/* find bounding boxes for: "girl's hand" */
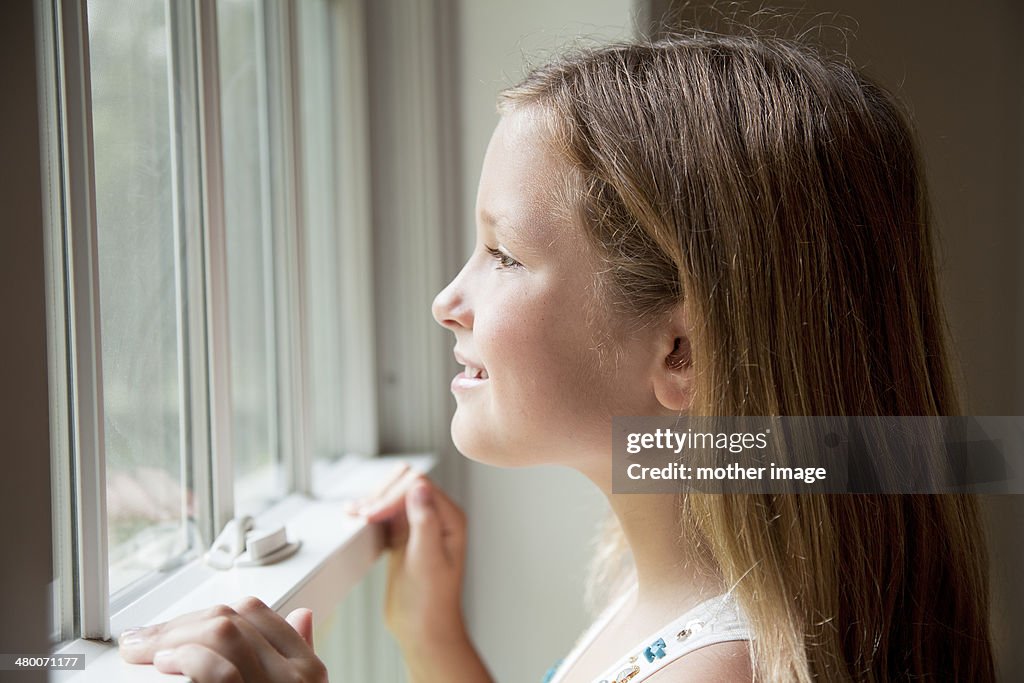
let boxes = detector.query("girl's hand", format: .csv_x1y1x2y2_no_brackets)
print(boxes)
348,469,493,682
119,598,327,683
345,466,468,650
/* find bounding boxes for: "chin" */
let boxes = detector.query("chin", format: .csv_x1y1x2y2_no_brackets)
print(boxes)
449,418,534,469
450,427,509,467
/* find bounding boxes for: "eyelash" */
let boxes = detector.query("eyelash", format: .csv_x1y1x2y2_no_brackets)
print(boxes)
486,246,522,270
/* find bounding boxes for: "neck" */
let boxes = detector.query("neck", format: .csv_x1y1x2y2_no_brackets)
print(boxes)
603,492,723,611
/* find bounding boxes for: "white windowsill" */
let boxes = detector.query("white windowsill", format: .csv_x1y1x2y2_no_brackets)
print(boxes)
52,453,434,682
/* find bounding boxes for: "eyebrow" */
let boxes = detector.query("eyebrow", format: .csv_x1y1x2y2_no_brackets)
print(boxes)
479,206,562,254
478,208,512,233
479,209,528,247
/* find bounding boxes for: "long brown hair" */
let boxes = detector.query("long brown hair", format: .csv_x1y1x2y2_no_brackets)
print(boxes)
499,33,994,681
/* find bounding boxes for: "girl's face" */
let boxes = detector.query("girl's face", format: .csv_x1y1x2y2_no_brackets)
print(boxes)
432,111,667,476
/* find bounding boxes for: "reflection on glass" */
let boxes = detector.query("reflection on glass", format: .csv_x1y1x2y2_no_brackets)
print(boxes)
218,0,284,514
88,0,193,595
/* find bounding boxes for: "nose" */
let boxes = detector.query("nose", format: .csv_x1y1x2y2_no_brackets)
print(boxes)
432,263,473,331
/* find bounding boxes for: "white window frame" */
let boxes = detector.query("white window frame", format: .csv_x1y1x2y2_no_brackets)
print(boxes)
51,454,435,683
36,0,460,676
44,0,112,641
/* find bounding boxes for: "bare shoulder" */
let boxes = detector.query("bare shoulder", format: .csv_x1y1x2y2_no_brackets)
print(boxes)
644,640,753,683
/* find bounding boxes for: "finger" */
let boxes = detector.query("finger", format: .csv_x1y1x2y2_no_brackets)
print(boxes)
420,480,467,550
285,608,315,648
369,476,467,555
344,462,412,514
370,462,412,498
217,606,297,679
121,603,290,680
233,597,315,660
385,477,466,553
384,507,410,550
360,470,425,522
405,483,449,571
125,610,269,680
120,604,238,662
153,644,243,683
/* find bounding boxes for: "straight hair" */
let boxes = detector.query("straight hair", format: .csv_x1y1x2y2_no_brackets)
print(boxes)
499,33,995,681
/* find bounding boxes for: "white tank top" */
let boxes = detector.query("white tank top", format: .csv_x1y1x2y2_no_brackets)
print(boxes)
543,584,752,683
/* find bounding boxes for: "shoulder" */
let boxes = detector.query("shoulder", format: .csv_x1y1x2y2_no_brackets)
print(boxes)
644,640,753,683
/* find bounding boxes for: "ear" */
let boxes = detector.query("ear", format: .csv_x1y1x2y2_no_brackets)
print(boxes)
651,309,695,413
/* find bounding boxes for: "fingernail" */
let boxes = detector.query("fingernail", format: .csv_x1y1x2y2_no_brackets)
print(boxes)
411,485,432,507
118,627,145,647
154,649,174,665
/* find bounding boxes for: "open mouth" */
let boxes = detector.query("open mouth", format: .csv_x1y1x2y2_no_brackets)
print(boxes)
452,354,489,392
464,365,489,380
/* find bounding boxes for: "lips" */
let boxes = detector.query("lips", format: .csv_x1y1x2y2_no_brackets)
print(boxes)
454,350,487,376
453,349,488,391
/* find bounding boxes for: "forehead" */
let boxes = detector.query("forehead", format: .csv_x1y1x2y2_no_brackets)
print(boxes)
475,110,574,245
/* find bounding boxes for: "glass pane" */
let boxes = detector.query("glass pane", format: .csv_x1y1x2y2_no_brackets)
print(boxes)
88,0,194,595
297,0,344,461
218,0,284,514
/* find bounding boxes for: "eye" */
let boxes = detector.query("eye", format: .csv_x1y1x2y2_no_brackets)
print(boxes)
486,245,522,270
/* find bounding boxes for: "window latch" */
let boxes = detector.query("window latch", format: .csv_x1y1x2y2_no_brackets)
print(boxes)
205,515,302,570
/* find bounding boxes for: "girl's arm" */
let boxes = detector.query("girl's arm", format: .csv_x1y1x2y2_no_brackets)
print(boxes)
399,623,494,683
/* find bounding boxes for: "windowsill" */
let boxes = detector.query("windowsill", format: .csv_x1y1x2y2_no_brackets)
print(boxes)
53,453,435,682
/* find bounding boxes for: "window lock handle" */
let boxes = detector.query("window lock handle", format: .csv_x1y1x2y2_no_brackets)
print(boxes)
205,516,301,570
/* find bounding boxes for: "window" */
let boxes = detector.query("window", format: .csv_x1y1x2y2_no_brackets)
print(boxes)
40,0,376,645
217,0,286,515
87,0,196,599
36,2,454,679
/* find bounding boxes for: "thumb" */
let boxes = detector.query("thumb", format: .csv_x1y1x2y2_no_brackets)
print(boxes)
405,483,446,570
285,608,315,648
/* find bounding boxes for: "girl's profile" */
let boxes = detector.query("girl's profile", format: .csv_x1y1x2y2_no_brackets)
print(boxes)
118,29,995,683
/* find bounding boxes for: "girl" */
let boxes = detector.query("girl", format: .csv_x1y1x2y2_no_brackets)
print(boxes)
120,32,995,682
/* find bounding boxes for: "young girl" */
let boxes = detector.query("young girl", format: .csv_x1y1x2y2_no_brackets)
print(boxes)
120,32,995,682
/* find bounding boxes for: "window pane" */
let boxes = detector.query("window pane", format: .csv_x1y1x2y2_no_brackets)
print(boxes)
297,0,344,461
88,0,194,595
218,0,285,514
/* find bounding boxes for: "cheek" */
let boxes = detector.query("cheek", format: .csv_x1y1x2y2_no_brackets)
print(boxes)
482,305,553,402
452,282,639,466
483,296,605,417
